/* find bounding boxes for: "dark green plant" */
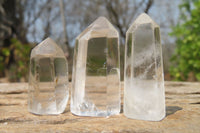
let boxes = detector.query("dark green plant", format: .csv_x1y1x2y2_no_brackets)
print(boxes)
10,38,32,81
0,47,11,77
170,0,200,81
0,38,32,82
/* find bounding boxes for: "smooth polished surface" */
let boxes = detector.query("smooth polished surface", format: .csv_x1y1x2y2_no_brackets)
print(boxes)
0,82,199,132
29,37,69,115
124,13,165,121
71,17,120,117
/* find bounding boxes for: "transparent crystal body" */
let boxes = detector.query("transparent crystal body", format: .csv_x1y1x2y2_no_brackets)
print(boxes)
124,13,165,121
28,38,69,115
71,17,120,117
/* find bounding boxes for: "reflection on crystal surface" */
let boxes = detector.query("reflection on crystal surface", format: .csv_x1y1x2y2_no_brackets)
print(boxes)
124,13,165,121
28,38,69,115
71,17,120,117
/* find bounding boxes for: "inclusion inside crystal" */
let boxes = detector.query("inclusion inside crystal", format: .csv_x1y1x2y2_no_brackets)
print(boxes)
28,38,69,115
124,13,165,121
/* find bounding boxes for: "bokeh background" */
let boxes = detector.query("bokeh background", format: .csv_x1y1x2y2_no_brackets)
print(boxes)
0,0,199,82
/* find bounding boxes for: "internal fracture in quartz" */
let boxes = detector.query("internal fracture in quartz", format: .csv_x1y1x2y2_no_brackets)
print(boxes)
71,17,120,117
28,38,69,115
124,13,166,121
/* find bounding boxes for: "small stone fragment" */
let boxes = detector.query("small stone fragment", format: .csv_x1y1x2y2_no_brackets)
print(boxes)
28,37,69,115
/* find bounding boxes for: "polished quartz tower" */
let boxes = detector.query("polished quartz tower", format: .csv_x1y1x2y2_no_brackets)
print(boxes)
124,13,165,121
71,17,120,117
28,38,69,115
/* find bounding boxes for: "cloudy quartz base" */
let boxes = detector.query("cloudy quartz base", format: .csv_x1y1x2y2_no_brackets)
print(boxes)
124,13,165,121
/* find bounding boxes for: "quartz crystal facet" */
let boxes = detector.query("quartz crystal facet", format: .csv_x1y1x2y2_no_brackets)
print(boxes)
28,37,69,115
124,13,165,121
71,17,120,117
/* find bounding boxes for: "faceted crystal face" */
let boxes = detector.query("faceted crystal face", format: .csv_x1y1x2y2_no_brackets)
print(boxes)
124,13,165,121
71,17,120,117
28,38,69,115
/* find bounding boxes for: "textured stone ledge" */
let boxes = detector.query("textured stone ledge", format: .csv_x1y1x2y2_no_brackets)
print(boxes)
0,82,199,132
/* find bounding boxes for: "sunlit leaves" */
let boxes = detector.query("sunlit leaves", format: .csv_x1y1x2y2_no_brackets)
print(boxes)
170,0,200,81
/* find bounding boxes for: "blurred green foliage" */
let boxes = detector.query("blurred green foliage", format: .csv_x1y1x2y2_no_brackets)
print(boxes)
170,0,200,81
0,38,32,82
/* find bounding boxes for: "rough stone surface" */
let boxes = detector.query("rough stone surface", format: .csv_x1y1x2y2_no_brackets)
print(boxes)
0,82,199,132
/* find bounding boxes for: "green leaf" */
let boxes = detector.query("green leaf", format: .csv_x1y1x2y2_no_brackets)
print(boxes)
170,0,200,81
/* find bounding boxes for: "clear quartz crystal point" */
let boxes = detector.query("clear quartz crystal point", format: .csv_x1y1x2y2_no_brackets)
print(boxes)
71,16,120,117
124,13,165,121
28,37,69,115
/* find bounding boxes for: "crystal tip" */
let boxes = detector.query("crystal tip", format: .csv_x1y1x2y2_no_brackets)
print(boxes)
92,16,110,26
41,37,54,44
134,13,158,25
31,37,65,57
96,16,107,21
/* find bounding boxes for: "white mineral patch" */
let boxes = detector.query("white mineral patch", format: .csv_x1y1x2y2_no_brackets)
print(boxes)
124,13,165,121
